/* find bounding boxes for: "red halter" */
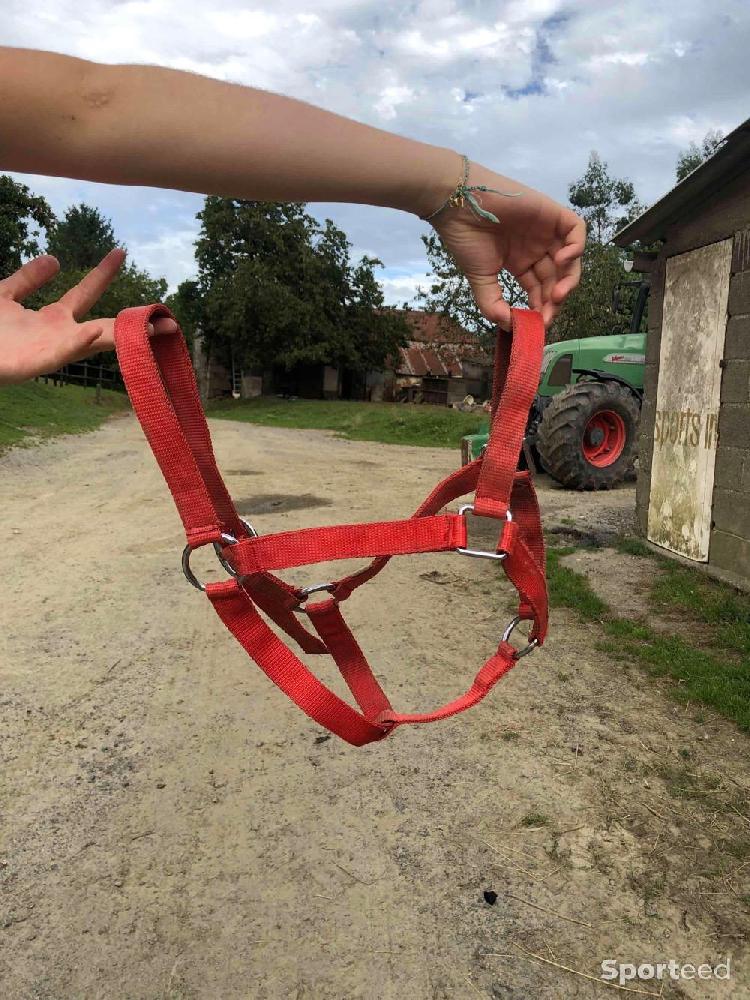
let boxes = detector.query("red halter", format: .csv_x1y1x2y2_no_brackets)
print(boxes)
115,305,548,746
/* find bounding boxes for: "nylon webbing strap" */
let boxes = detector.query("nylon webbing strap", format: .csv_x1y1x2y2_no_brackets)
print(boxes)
115,305,549,746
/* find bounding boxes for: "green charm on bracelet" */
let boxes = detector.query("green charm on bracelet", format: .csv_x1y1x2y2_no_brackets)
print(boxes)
422,154,522,225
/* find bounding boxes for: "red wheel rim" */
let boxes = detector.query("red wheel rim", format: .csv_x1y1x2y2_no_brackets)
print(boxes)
582,409,626,467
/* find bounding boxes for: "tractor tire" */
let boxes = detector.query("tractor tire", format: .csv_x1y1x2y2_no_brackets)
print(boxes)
536,381,640,490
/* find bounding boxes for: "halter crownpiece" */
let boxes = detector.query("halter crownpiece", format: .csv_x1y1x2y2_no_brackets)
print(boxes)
115,305,548,746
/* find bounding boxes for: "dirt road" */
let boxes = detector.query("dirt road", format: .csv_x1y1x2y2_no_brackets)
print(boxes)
1,415,747,999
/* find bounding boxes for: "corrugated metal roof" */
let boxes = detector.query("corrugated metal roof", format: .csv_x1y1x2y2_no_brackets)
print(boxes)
614,116,750,246
396,342,467,377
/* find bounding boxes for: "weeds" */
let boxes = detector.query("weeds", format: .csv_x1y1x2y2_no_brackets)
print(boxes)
548,544,750,732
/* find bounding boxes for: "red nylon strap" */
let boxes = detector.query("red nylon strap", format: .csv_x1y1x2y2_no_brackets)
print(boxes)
116,303,549,746
381,642,520,727
115,304,244,544
115,306,326,652
306,601,393,720
207,581,389,746
226,514,466,575
331,460,482,601
474,309,545,519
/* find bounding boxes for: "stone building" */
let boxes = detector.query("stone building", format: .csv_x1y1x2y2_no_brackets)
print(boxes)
615,118,750,589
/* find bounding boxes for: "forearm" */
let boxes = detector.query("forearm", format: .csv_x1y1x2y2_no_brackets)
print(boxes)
0,47,458,218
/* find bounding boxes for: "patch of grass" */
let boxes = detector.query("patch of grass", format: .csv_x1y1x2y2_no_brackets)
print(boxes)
652,563,750,655
206,396,486,449
552,547,750,732
0,381,129,453
546,548,609,621
615,535,656,558
521,811,549,827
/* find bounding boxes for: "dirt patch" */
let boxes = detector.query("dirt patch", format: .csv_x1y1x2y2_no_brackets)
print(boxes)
560,547,656,620
1,418,747,999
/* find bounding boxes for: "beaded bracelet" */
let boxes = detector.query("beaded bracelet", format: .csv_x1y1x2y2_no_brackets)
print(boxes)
421,154,521,225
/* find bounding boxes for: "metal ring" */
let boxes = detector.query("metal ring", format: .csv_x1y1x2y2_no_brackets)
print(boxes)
456,504,512,561
213,518,258,575
294,582,336,611
182,532,238,592
502,615,539,659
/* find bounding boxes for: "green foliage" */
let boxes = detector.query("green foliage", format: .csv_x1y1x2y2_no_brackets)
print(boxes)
550,240,640,342
207,396,486,448
165,279,202,351
194,198,409,372
0,381,128,452
415,231,526,347
46,204,119,270
568,152,643,244
0,174,55,275
676,130,725,183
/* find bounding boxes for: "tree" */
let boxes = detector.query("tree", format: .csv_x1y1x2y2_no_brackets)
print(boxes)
675,129,724,183
46,204,119,270
0,175,55,275
549,241,642,342
166,279,202,351
568,152,643,244
415,232,526,349
194,197,408,372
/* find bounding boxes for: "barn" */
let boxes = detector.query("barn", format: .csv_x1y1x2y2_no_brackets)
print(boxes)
614,117,750,589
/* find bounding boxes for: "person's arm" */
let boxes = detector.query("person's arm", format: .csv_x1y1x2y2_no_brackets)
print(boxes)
0,46,457,218
0,46,585,382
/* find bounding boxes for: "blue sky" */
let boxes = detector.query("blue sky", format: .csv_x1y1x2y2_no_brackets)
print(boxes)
5,0,750,303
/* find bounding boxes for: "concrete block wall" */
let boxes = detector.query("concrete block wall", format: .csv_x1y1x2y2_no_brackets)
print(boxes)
712,228,750,583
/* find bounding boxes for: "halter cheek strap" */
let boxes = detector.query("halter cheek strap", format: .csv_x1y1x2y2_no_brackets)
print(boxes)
115,305,548,747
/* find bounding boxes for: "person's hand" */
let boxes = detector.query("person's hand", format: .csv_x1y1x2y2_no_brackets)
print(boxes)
427,161,586,330
0,250,177,386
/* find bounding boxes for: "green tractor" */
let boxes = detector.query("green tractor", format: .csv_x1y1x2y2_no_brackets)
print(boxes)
461,313,647,490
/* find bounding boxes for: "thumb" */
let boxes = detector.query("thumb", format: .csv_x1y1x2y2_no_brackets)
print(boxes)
467,273,512,331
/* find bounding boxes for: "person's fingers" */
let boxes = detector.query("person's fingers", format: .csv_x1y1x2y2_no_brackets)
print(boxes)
532,255,558,311
58,248,126,319
149,317,179,336
517,268,543,312
0,255,60,301
466,273,512,331
554,214,586,265
552,263,582,304
79,318,116,353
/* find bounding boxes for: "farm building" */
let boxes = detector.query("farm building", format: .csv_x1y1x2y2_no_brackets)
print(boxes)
193,308,491,405
614,116,750,590
385,309,492,405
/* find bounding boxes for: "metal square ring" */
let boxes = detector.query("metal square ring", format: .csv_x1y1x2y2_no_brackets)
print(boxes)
455,504,512,561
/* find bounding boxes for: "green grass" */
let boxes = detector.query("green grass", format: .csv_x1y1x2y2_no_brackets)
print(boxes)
546,547,609,621
652,563,750,655
0,381,129,453
207,396,486,449
520,811,550,827
547,546,750,732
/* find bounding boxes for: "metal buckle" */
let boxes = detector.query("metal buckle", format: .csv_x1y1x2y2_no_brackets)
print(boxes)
455,504,512,561
294,582,336,611
502,616,539,659
182,518,257,592
213,518,257,575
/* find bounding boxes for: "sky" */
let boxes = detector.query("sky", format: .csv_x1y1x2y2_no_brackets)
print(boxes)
5,0,750,304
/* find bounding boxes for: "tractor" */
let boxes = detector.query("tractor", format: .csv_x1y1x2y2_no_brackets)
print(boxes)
460,280,649,490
